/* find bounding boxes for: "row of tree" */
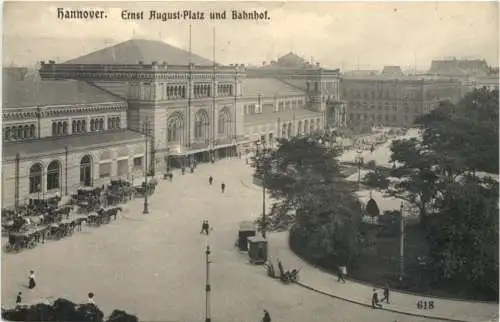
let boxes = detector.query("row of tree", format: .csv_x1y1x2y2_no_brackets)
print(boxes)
2,298,138,322
386,88,499,297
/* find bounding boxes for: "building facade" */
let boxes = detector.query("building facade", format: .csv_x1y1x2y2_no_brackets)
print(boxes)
341,76,463,129
39,42,347,171
2,78,148,208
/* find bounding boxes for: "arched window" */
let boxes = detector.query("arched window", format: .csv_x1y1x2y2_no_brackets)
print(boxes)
310,119,315,133
297,121,303,135
82,120,86,132
304,120,309,134
18,126,23,139
30,125,35,138
194,110,209,141
24,125,30,138
58,122,63,135
4,127,11,140
218,108,231,136
107,118,111,129
52,123,57,136
167,113,183,142
99,119,104,130
63,122,68,134
47,160,61,190
72,121,76,133
80,155,92,187
281,124,287,137
12,127,17,140
29,163,43,194
287,123,292,138
90,119,95,131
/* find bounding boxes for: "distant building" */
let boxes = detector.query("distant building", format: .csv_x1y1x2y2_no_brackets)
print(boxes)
381,66,403,77
343,70,379,77
428,58,491,77
342,75,463,129
247,52,347,140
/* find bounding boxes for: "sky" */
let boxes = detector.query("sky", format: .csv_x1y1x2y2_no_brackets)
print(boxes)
3,1,499,71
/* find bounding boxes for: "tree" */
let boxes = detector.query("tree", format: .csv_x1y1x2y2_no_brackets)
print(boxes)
387,88,499,226
363,170,389,189
426,177,498,296
365,198,380,217
252,136,365,266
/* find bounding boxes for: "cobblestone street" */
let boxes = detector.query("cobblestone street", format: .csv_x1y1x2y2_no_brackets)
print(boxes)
1,157,445,322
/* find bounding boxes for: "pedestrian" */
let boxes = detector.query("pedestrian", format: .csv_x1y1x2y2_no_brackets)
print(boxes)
372,288,383,309
205,221,210,235
209,176,213,185
190,166,194,173
221,182,226,193
28,270,36,289
382,283,390,304
200,220,207,234
16,292,22,306
181,167,185,175
337,266,346,283
169,173,173,181
262,309,271,322
88,292,95,304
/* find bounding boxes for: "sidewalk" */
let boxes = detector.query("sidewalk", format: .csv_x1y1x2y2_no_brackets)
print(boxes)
266,232,499,322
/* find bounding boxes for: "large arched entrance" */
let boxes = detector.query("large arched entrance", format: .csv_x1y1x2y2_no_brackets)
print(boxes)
217,107,231,138
80,155,92,187
194,109,210,143
167,112,184,144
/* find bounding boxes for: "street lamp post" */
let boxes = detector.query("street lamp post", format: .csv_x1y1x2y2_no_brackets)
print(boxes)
255,140,267,238
399,202,405,281
143,122,150,214
205,245,212,322
355,149,363,190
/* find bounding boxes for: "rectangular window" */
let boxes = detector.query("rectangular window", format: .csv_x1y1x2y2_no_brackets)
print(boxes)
133,157,143,168
99,162,112,178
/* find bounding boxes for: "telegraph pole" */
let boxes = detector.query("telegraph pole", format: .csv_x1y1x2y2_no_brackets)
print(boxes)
205,245,212,322
399,202,405,281
143,121,150,214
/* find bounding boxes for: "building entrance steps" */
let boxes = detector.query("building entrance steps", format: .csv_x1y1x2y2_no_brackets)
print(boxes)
266,232,499,322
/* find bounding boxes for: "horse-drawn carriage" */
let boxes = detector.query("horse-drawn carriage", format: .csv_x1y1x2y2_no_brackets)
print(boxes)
133,179,158,197
236,221,256,251
106,180,134,205
87,206,122,226
6,226,49,252
74,187,102,213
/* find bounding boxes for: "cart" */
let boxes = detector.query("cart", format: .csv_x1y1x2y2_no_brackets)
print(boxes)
237,221,256,251
248,235,268,265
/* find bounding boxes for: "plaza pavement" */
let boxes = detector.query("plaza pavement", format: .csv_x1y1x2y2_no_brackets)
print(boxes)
3,158,448,322
2,155,495,322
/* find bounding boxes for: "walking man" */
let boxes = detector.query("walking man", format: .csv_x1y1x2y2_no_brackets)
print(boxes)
28,270,36,289
209,176,213,185
200,220,208,234
221,182,226,193
372,289,383,309
16,292,22,306
381,283,390,304
262,309,271,322
337,266,346,283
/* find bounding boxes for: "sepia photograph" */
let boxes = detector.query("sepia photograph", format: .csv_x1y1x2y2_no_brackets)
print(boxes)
1,1,499,322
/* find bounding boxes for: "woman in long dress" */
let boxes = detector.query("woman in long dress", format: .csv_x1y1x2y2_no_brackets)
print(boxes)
28,270,36,289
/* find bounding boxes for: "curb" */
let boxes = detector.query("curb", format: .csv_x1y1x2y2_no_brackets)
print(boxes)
295,281,471,322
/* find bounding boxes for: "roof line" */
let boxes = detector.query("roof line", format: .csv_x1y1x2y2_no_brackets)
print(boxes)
84,81,128,100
